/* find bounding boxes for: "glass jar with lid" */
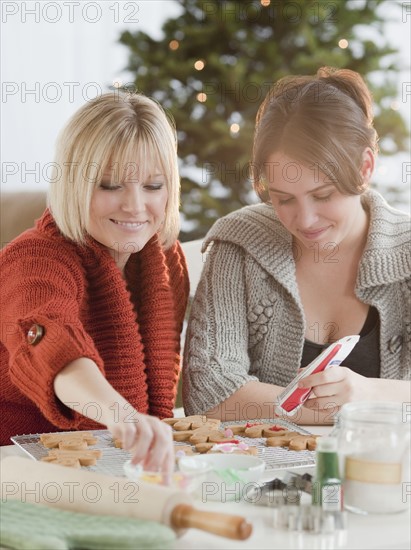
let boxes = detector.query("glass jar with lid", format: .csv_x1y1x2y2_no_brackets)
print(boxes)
336,401,410,514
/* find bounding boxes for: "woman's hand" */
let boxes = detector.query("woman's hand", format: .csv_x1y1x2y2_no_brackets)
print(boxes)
54,358,175,482
299,365,378,410
106,407,174,479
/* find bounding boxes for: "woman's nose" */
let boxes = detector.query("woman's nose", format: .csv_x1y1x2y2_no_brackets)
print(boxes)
296,204,319,229
121,187,144,214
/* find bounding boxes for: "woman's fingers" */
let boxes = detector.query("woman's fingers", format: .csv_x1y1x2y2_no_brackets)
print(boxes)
136,419,175,485
309,382,342,398
300,366,353,409
127,420,154,465
162,449,176,483
304,395,342,411
109,413,174,483
141,419,173,472
122,423,138,451
298,365,347,389
298,366,373,411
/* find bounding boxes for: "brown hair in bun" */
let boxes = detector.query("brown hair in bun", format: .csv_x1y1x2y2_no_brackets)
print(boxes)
252,67,378,201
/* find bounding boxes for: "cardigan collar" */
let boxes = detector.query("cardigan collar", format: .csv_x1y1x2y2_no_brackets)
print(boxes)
356,191,411,288
203,201,300,301
203,189,410,292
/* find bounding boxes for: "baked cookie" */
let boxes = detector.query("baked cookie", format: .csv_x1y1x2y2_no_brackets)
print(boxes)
261,426,291,438
194,442,214,453
172,415,221,431
306,437,318,451
224,424,247,435
58,439,88,451
265,432,301,447
47,449,102,466
288,436,319,451
40,431,98,449
189,429,233,445
266,433,318,451
191,418,221,430
173,430,195,442
244,423,273,438
162,418,180,426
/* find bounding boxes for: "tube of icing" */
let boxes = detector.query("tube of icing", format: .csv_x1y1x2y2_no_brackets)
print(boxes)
275,335,360,417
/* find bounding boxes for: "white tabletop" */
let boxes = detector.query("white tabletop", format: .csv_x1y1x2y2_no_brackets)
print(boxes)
1,426,410,550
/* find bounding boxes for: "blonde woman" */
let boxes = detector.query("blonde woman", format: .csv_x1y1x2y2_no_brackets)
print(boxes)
1,92,189,476
183,67,410,424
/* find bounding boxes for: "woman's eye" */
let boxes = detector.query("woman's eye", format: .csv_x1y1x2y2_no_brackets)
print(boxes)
145,183,164,191
99,183,121,191
278,197,293,205
314,194,333,202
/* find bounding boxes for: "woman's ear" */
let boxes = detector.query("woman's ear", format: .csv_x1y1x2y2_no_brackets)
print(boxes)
360,147,375,187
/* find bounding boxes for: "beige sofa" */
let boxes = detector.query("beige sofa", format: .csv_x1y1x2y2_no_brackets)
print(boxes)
1,192,47,248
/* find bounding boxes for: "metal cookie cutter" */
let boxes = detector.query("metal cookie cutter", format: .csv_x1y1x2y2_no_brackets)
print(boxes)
245,472,311,507
283,471,313,494
273,504,348,535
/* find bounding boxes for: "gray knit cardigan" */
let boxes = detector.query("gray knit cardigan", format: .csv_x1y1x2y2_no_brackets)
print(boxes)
183,189,411,415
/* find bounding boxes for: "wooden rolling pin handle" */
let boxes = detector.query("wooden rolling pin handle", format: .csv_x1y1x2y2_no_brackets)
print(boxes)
170,504,252,540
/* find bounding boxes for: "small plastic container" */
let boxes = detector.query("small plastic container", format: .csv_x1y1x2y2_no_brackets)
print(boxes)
178,454,266,502
123,460,206,494
336,402,411,514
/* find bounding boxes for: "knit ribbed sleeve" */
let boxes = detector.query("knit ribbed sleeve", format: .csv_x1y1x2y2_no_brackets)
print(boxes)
0,238,105,431
182,241,259,415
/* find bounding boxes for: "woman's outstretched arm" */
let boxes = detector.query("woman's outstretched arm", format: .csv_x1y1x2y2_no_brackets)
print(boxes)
54,357,174,477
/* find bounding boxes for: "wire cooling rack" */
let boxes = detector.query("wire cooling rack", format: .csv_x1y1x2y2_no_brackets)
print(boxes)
11,418,317,475
11,430,131,478
218,418,316,470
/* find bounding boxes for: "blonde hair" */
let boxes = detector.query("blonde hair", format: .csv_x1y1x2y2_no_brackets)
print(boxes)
48,91,180,249
252,67,379,201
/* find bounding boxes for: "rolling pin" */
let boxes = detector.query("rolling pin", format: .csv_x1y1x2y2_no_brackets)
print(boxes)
1,457,252,541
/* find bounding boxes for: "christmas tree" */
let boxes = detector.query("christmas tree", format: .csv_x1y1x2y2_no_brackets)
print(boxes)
119,0,409,240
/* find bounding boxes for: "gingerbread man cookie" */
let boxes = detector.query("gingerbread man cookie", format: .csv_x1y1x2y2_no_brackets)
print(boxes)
44,448,102,466
39,431,98,449
170,415,221,432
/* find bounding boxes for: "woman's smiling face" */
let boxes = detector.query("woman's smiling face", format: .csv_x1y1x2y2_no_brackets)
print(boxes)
266,151,368,250
87,160,168,271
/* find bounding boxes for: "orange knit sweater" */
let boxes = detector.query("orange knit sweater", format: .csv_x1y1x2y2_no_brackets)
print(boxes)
0,210,189,445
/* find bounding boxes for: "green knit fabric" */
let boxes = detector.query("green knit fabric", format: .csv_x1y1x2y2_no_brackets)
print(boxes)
0,500,175,550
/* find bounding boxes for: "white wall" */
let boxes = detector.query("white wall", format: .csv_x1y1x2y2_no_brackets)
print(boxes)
1,0,410,212
1,0,182,192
